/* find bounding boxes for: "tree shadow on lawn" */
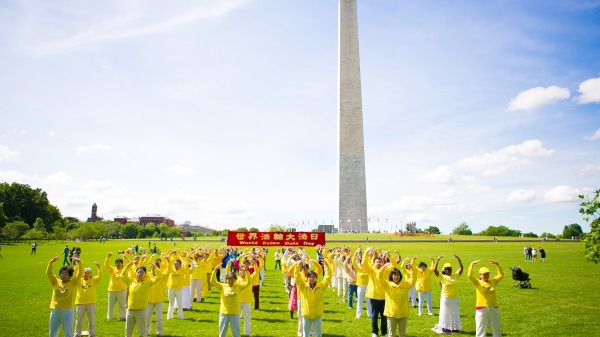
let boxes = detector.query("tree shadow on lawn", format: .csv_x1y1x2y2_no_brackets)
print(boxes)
253,317,288,323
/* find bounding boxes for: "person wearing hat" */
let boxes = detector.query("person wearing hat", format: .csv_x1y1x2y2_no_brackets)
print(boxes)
431,254,464,335
468,260,504,337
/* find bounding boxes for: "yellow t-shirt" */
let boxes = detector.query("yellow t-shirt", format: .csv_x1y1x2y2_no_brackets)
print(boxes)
379,266,416,318
468,264,504,307
211,269,252,314
294,262,332,320
75,270,102,304
437,272,461,298
47,261,81,309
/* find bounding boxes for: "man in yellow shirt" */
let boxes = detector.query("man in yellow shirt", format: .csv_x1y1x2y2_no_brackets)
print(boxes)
468,260,504,337
362,247,387,337
146,257,167,336
104,252,128,320
47,255,82,337
74,262,102,337
121,260,163,337
211,264,254,337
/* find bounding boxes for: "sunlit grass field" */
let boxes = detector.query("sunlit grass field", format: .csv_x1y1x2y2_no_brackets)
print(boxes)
0,235,598,337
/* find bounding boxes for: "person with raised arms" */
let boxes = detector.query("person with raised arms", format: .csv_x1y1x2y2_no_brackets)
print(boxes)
46,255,82,337
74,261,102,337
468,259,504,337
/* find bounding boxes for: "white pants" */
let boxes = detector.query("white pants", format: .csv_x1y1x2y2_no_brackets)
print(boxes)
240,303,252,335
190,278,203,301
341,278,348,301
357,285,368,318
220,268,227,283
408,286,417,306
168,288,184,319
260,269,265,286
418,291,432,314
107,290,127,319
219,314,241,337
49,308,74,337
126,308,147,337
182,285,192,309
75,303,96,337
302,317,322,337
146,302,164,335
475,307,501,337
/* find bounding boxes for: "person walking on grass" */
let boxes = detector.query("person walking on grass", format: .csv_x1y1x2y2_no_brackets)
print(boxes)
104,252,128,320
292,257,332,337
121,260,162,337
74,262,102,337
62,245,71,265
468,260,504,337
378,254,415,337
431,254,464,335
47,255,82,337
211,263,254,337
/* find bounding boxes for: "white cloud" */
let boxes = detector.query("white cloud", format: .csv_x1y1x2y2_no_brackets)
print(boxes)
41,172,74,185
0,170,36,183
587,129,600,141
77,144,111,154
544,185,582,203
506,189,536,204
456,140,553,176
508,86,570,111
82,180,115,192
0,144,19,161
420,165,476,184
32,0,251,55
165,165,194,176
580,164,600,175
576,77,600,104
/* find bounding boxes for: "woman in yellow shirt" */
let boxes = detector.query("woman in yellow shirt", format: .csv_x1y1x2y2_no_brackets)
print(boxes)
431,254,464,334
211,264,254,337
121,260,162,337
104,252,128,320
47,256,82,337
378,256,415,337
74,262,102,337
293,258,332,337
164,252,188,320
413,256,435,316
468,260,504,337
146,257,167,336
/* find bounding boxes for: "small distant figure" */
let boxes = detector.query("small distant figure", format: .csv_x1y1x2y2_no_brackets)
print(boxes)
31,242,37,255
62,245,70,265
0,243,3,259
447,237,453,243
493,237,497,242
539,247,546,262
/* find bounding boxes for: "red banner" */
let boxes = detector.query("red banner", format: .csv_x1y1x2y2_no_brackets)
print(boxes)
227,231,325,247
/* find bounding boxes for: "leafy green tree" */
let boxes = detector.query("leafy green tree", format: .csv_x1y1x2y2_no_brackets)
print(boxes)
249,227,259,232
452,222,472,235
122,223,139,239
236,227,248,232
52,225,68,240
425,226,441,234
540,232,556,239
34,218,45,231
522,232,538,238
579,189,600,263
268,224,286,232
0,182,62,228
478,225,521,237
2,221,30,242
211,230,221,236
22,228,46,240
0,203,8,228
164,226,182,238
563,223,584,239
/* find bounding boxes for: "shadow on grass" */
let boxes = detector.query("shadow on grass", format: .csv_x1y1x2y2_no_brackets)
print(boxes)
254,317,288,323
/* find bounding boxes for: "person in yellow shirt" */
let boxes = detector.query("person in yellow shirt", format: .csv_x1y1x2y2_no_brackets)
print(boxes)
431,254,463,334
378,255,415,337
74,261,102,337
468,260,504,337
232,258,259,337
164,252,188,320
211,264,253,337
104,252,128,320
190,253,208,303
412,256,435,316
351,248,371,319
47,255,82,337
121,260,162,337
146,257,167,336
292,257,332,337
362,247,387,337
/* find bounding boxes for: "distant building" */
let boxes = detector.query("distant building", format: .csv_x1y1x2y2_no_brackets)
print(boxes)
139,215,175,227
87,203,104,222
114,216,139,225
317,225,336,233
179,223,215,237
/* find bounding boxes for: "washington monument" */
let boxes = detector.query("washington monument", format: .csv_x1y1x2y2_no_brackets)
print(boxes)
338,0,368,233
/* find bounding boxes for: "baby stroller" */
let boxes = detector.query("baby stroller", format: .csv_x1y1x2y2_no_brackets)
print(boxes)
510,266,531,288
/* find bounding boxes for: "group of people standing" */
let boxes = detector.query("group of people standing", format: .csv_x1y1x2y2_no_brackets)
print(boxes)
273,245,504,337
523,246,546,262
47,242,505,337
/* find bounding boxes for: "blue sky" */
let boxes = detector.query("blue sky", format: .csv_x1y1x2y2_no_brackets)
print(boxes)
1,0,599,235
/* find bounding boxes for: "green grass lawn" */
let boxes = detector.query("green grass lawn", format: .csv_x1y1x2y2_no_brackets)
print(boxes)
0,236,598,337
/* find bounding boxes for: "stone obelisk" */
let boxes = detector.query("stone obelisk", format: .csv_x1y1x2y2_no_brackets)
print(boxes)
338,0,368,233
